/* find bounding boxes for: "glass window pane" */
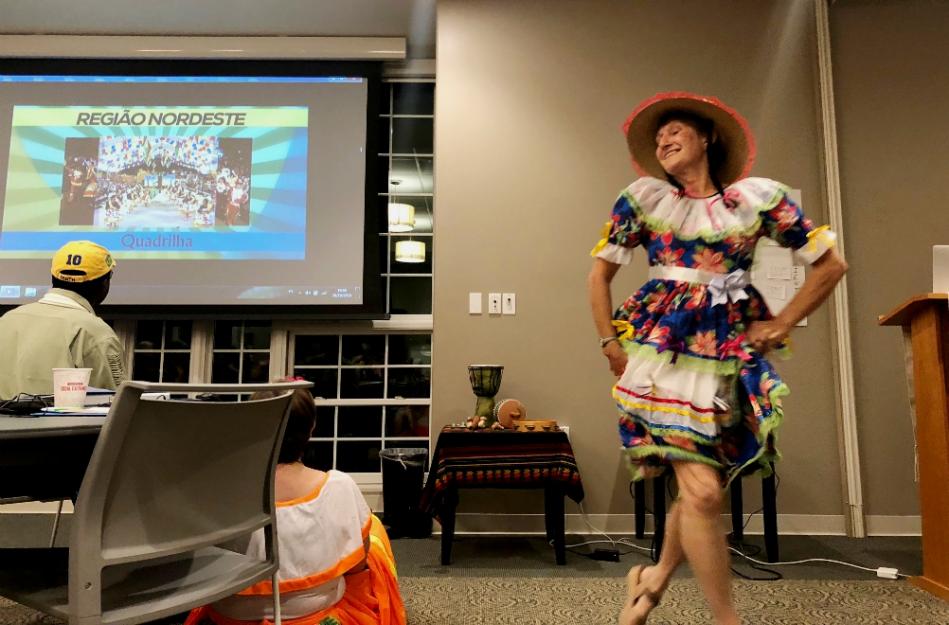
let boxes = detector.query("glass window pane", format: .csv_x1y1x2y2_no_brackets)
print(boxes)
302,441,334,472
385,405,430,438
380,195,432,234
214,321,242,349
340,368,384,399
211,353,240,383
389,277,432,314
390,236,432,273
375,198,390,235
243,323,271,350
388,157,433,195
378,236,389,275
133,352,161,382
341,335,385,366
313,406,335,438
242,353,270,383
338,406,383,438
294,335,339,366
387,368,431,399
294,368,337,399
337,441,381,473
388,335,432,365
162,352,190,383
392,82,434,115
165,321,192,349
391,118,433,154
135,320,163,349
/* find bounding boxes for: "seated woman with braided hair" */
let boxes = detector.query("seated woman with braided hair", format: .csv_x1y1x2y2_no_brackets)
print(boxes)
185,385,406,625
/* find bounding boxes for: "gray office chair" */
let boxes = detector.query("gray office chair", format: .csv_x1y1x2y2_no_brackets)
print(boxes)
0,380,312,625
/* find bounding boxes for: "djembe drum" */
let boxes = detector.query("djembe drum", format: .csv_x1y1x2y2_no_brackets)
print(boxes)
468,364,503,423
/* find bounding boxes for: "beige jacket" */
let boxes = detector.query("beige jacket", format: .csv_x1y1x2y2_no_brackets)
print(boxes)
0,289,127,398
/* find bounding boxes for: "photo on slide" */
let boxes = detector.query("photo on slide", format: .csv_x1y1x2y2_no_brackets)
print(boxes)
63,135,254,231
59,137,99,226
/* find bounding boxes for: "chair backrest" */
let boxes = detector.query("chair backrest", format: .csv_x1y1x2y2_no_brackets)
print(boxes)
68,381,310,571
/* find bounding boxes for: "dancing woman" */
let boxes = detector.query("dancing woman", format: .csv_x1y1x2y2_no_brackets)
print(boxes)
587,93,847,625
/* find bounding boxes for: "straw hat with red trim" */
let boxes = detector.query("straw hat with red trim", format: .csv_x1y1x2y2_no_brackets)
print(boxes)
622,91,756,185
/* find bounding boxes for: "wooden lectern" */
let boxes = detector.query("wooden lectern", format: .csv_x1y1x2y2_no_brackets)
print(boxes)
880,293,949,601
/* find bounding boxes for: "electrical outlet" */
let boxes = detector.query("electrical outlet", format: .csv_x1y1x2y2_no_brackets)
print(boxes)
488,293,501,314
502,292,516,315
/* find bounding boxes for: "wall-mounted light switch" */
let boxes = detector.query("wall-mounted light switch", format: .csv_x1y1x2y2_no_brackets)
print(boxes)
469,292,482,314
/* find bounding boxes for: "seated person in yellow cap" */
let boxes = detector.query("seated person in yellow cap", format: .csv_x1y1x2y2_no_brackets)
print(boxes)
0,240,127,399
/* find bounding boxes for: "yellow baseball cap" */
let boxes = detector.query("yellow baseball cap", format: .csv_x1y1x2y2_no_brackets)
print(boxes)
51,240,116,283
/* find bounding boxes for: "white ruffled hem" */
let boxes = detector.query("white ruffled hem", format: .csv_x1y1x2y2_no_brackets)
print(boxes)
612,353,736,438
595,243,634,265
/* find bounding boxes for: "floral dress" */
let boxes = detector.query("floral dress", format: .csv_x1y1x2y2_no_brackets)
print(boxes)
592,177,837,484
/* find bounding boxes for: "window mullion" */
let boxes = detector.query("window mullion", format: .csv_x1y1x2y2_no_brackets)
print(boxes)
157,322,166,383
190,319,213,384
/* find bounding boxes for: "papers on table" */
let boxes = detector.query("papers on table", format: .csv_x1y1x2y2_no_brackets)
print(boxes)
38,406,110,416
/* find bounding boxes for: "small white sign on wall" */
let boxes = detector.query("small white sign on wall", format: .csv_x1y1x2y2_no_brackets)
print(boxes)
750,188,807,327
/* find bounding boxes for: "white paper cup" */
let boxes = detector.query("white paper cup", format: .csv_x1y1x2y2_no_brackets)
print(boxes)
52,368,93,409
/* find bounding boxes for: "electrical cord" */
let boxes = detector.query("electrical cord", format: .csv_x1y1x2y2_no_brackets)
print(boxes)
629,471,902,580
578,502,616,548
561,471,904,580
0,393,51,416
729,545,908,578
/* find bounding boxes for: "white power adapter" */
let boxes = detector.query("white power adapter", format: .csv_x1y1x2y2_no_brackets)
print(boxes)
876,567,900,580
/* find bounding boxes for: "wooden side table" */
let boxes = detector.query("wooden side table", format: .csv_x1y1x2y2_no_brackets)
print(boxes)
420,427,584,565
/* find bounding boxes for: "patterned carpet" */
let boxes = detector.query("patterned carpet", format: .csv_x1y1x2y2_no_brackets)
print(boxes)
399,577,948,624
3,577,947,625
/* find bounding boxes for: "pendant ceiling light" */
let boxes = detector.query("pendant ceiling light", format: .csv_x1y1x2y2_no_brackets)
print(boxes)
395,239,426,263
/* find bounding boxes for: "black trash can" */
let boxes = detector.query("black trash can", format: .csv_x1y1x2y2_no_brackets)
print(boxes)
380,447,432,538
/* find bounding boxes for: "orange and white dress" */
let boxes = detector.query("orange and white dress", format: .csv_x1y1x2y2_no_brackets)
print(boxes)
186,470,406,625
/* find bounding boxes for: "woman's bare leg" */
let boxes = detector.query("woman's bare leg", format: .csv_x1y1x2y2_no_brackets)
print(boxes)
672,461,739,625
622,499,684,622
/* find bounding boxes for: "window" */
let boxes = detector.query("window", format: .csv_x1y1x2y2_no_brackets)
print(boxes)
380,80,434,315
130,320,193,382
210,321,272,399
291,332,431,476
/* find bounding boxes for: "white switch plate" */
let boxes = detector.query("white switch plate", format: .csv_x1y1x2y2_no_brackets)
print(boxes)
502,292,516,315
488,293,501,315
468,292,482,315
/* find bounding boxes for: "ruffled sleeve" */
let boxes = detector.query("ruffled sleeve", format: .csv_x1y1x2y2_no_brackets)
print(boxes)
730,177,838,264
591,177,668,265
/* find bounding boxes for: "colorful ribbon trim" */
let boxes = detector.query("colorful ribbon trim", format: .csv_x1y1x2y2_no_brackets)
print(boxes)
611,319,634,340
804,224,836,254
589,221,612,257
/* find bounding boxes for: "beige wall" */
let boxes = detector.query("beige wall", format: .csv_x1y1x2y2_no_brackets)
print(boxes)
831,0,949,516
433,0,846,517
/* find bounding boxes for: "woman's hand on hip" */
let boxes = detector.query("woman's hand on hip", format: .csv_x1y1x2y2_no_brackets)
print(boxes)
603,341,628,377
746,319,792,355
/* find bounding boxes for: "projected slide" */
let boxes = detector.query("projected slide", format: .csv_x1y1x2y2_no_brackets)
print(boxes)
1,106,308,259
